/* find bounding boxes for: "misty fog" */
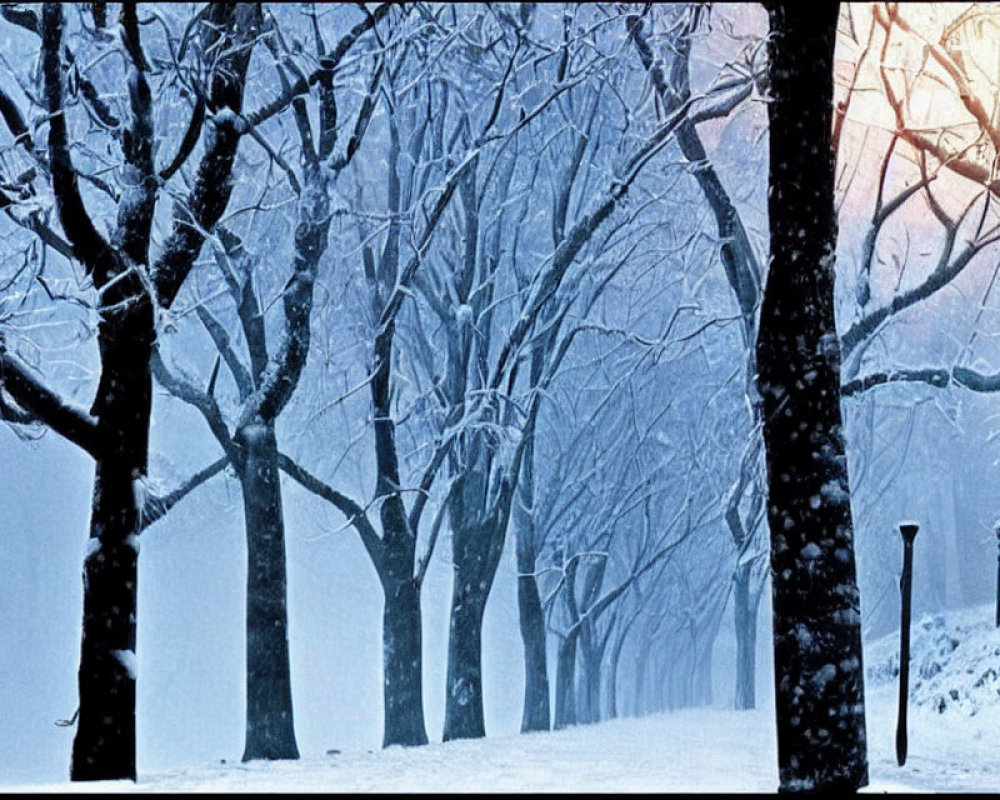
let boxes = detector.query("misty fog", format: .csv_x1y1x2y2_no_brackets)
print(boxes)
1,2,999,791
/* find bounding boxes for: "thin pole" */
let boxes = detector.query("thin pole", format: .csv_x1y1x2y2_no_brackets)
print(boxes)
896,522,918,767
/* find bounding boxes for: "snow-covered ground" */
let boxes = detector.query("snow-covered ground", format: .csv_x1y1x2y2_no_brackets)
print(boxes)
863,603,1000,793
7,605,1000,793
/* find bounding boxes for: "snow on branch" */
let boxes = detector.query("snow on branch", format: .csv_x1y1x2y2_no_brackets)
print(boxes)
150,347,237,463
151,3,259,309
841,365,1000,397
0,342,102,458
138,457,228,532
240,4,392,135
40,3,118,282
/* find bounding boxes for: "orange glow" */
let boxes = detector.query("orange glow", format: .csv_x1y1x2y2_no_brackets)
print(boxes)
836,3,1000,198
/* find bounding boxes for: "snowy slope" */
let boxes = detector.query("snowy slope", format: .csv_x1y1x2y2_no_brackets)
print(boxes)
863,603,1000,793
866,603,1000,718
8,607,1000,793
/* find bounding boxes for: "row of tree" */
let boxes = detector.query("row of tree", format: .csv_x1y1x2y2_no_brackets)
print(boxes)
0,2,770,780
3,2,999,793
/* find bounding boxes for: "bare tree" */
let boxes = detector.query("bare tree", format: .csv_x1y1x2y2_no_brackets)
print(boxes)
628,4,772,711
534,353,730,728
0,2,259,780
273,5,539,747
832,4,1000,394
150,3,390,761
425,4,766,741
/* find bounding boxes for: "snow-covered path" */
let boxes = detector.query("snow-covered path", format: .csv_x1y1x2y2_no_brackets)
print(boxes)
5,708,774,794
10,608,1000,793
5,693,997,794
865,682,1000,793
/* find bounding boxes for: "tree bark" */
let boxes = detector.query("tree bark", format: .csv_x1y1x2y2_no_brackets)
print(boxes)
380,573,428,747
442,514,497,742
71,293,153,781
515,521,550,732
513,333,551,734
758,3,868,792
606,616,634,720
553,632,578,730
733,561,762,710
442,459,511,742
577,623,603,724
33,2,255,780
236,422,299,762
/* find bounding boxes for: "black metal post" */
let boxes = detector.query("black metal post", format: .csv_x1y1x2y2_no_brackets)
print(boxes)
896,521,918,767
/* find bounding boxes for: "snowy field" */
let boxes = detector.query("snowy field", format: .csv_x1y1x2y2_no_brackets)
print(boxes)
0,700,987,794
7,607,1000,794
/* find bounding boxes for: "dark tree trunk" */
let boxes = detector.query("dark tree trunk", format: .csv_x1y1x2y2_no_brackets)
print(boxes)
758,3,868,792
73,470,140,782
577,625,602,724
34,3,255,781
381,573,429,747
734,561,761,710
553,633,578,729
516,549,550,732
512,345,552,733
442,520,493,742
442,576,488,741
606,622,630,720
442,457,511,742
71,296,153,781
237,423,299,762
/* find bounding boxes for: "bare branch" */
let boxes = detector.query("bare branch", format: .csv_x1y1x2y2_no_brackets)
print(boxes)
40,3,118,281
152,3,260,309
139,457,228,531
0,342,102,457
150,347,237,462
195,304,253,401
841,364,1000,397
276,452,384,569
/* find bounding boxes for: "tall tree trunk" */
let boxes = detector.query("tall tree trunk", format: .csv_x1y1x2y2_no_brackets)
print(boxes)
577,625,602,724
605,653,619,720
37,3,254,779
733,561,762,710
237,422,299,762
514,440,550,733
585,650,602,723
606,619,631,720
693,639,713,707
442,455,512,742
442,521,491,741
553,632,578,729
516,536,549,732
758,3,868,792
380,571,429,747
632,636,647,717
70,289,153,781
